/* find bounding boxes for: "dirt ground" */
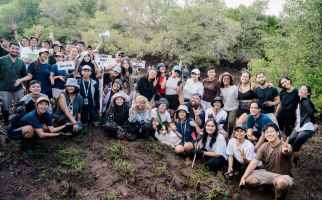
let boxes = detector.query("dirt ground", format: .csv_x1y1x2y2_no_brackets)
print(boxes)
0,126,321,200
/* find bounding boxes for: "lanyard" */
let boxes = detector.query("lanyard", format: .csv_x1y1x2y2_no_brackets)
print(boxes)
82,79,91,97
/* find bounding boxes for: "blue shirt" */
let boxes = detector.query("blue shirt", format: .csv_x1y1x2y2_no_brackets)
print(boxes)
20,109,52,129
50,64,67,89
176,118,195,143
28,62,52,94
246,113,272,139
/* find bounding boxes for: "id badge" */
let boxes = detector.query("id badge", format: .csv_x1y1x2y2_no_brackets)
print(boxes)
84,98,89,105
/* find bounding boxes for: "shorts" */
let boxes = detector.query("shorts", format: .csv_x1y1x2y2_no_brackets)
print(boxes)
7,127,24,140
165,94,180,110
251,169,294,187
52,88,64,99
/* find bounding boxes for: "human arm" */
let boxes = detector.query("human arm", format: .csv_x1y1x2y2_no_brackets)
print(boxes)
227,155,234,173
48,125,67,133
239,159,260,186
57,94,77,124
254,133,265,152
12,21,20,44
14,73,33,87
34,128,60,138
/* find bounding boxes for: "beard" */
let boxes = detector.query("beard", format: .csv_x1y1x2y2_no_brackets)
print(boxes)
259,80,266,86
9,52,18,58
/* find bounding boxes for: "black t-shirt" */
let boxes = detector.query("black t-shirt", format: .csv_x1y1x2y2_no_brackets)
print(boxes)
0,45,8,57
137,76,156,101
255,86,279,114
280,88,299,111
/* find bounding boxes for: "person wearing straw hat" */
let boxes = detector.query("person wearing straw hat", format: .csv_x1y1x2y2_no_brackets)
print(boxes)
7,97,66,140
55,78,83,134
205,96,228,137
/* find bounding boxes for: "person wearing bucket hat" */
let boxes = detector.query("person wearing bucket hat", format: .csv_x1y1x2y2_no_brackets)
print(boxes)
225,124,255,178
220,72,238,137
102,92,130,138
173,104,202,157
102,78,128,113
49,41,63,65
79,64,100,127
55,78,83,134
151,98,171,131
7,96,68,141
162,65,181,118
182,68,203,100
50,52,67,99
205,96,228,137
201,66,220,111
136,68,158,101
27,48,52,98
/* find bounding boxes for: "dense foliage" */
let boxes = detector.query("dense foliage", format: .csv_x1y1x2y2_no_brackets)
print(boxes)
0,0,321,110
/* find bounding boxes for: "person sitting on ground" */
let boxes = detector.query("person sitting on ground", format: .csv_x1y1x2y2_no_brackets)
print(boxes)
127,95,153,140
239,123,293,200
194,119,227,173
17,80,51,114
288,85,317,164
55,78,83,134
7,97,66,141
174,105,201,158
102,79,128,113
246,100,275,152
78,65,100,127
205,96,228,137
103,92,130,139
225,125,255,178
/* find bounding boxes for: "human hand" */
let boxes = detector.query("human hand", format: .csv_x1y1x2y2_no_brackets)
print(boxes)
194,149,204,157
14,79,21,87
189,120,197,127
12,21,17,31
193,107,202,116
239,148,246,160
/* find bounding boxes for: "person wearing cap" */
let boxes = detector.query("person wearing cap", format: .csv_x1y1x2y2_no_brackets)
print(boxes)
226,125,255,178
48,41,63,66
162,65,182,118
102,78,128,113
20,36,40,66
151,98,171,130
102,92,130,139
194,119,227,173
78,65,100,127
173,105,201,157
7,97,66,141
0,42,32,124
75,51,99,80
220,72,239,137
201,66,220,111
55,78,83,134
127,95,153,140
155,63,168,101
136,68,158,101
27,48,52,98
182,68,203,100
121,57,137,91
103,65,122,89
0,36,9,57
205,96,228,137
50,52,67,99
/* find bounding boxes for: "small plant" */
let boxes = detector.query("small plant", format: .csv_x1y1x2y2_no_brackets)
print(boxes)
205,187,229,200
55,147,86,176
184,165,212,188
106,141,129,160
140,142,165,157
105,192,118,200
152,161,170,177
115,160,136,184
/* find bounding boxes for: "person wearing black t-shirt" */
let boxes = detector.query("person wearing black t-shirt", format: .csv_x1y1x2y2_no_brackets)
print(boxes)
0,37,9,57
136,68,157,101
255,72,280,126
276,77,299,140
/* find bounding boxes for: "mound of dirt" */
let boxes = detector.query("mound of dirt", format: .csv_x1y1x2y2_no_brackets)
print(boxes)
0,127,321,200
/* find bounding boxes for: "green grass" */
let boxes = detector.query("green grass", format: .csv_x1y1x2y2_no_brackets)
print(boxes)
105,192,119,200
184,164,212,188
115,160,136,184
205,186,229,200
106,141,129,160
139,142,165,158
55,147,86,176
152,161,170,177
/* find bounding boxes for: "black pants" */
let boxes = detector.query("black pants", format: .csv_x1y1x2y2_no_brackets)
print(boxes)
277,110,296,136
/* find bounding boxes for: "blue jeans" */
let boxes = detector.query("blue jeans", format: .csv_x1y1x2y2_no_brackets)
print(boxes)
288,130,315,152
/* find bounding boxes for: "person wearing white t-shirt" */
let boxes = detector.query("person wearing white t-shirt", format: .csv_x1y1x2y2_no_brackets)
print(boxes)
225,125,255,178
194,119,227,173
205,96,228,137
20,36,40,67
182,68,203,100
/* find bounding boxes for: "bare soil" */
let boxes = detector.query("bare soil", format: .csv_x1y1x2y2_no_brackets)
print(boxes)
0,127,321,200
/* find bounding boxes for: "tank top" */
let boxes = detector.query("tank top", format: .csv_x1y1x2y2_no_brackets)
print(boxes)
238,84,256,101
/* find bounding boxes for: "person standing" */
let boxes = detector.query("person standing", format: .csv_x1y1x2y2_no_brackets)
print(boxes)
0,42,32,124
201,66,220,110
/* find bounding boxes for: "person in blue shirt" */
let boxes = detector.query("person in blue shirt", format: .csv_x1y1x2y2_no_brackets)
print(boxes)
27,48,52,98
171,105,201,157
8,97,67,140
50,52,67,99
246,100,274,152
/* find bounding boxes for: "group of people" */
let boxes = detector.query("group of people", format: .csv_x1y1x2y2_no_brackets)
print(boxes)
0,28,318,199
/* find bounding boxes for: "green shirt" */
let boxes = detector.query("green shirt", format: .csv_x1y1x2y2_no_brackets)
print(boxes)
0,54,27,91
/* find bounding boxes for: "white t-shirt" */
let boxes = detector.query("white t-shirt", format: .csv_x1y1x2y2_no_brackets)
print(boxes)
205,108,227,131
295,104,315,132
151,108,171,124
20,46,39,67
200,134,227,159
226,138,255,164
165,77,180,95
220,85,239,111
182,79,203,99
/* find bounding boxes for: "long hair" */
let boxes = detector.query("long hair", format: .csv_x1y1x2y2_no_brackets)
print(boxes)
34,58,42,71
201,119,219,148
121,58,133,76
